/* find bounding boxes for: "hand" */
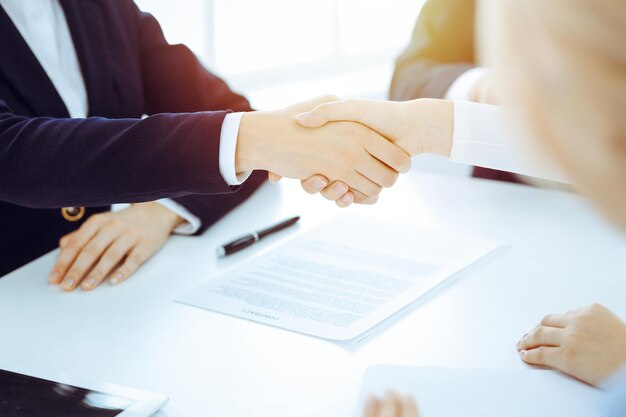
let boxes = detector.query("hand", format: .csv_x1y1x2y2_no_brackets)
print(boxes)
294,98,454,158
363,392,419,417
237,97,412,203
268,173,356,208
290,98,453,206
49,202,184,291
517,303,626,386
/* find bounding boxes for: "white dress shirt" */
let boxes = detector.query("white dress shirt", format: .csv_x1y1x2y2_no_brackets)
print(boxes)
0,0,246,234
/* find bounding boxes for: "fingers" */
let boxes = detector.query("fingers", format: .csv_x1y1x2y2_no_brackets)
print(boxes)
80,234,138,291
60,225,122,291
335,191,354,208
517,326,565,351
50,217,102,284
268,172,283,183
400,394,419,417
540,313,571,328
301,177,354,207
349,189,377,205
300,175,329,194
109,244,152,286
348,171,383,199
371,392,417,417
363,395,380,417
320,181,348,200
520,346,562,368
378,391,399,417
366,138,412,174
356,156,399,189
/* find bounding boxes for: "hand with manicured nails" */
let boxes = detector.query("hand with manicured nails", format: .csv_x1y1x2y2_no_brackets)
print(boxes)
363,392,419,417
517,303,626,386
239,97,412,205
280,98,454,206
49,202,184,291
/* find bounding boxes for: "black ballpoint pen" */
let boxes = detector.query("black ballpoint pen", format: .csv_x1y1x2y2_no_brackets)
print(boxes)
216,216,301,257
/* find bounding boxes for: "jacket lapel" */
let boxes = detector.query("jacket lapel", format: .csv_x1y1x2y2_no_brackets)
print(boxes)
0,5,69,117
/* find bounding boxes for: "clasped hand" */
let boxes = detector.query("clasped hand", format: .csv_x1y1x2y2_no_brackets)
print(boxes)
266,98,454,206
236,97,419,207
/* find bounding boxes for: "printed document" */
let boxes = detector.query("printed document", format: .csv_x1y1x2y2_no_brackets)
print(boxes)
177,216,502,342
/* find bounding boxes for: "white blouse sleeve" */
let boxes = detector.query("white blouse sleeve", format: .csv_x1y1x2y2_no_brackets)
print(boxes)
450,100,570,184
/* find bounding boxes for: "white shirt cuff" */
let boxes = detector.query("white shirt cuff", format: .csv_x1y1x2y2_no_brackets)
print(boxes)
445,67,490,101
450,100,570,183
155,198,201,235
219,112,252,186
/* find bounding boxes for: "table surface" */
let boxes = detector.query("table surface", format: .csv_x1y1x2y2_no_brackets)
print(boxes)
2,172,625,417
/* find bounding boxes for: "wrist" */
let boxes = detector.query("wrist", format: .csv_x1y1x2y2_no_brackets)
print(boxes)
414,99,454,157
236,112,274,173
136,202,184,232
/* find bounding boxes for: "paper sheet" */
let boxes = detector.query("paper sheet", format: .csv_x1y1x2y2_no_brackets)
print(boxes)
177,216,502,342
355,366,603,417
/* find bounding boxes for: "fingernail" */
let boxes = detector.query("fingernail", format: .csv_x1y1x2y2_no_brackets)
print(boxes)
82,276,96,289
62,278,74,290
332,183,349,194
519,350,526,357
49,271,59,283
110,273,123,285
313,178,327,190
340,193,353,204
294,112,314,123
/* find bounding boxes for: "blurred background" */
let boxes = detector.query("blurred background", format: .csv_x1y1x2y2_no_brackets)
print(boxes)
134,0,470,176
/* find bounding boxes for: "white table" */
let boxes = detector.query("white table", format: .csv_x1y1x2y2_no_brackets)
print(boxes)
1,172,625,417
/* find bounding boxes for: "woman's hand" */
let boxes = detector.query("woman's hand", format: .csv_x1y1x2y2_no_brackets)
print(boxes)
363,392,419,417
294,98,454,158
289,98,454,206
49,202,184,291
517,303,626,386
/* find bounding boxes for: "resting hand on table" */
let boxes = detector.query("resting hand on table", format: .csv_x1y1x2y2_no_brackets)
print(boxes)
517,303,626,386
281,98,453,206
49,202,184,291
363,392,419,417
242,97,411,206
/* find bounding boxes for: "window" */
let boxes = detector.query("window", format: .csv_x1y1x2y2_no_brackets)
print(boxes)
134,0,425,107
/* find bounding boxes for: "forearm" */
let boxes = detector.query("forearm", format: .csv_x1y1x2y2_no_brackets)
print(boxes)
0,109,235,208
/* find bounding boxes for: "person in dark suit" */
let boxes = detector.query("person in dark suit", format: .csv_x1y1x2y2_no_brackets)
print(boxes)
389,0,522,184
0,0,411,287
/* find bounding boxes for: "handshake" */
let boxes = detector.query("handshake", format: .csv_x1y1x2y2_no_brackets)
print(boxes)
236,96,454,206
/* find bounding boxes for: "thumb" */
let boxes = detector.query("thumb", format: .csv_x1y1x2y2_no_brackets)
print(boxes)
294,100,360,128
295,99,385,129
294,108,331,128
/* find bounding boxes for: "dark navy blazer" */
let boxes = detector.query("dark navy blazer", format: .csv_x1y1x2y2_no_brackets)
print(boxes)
0,0,266,276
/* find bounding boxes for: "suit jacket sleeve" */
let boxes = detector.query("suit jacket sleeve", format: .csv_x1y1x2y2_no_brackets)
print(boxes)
390,0,476,101
0,100,237,209
132,4,267,232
